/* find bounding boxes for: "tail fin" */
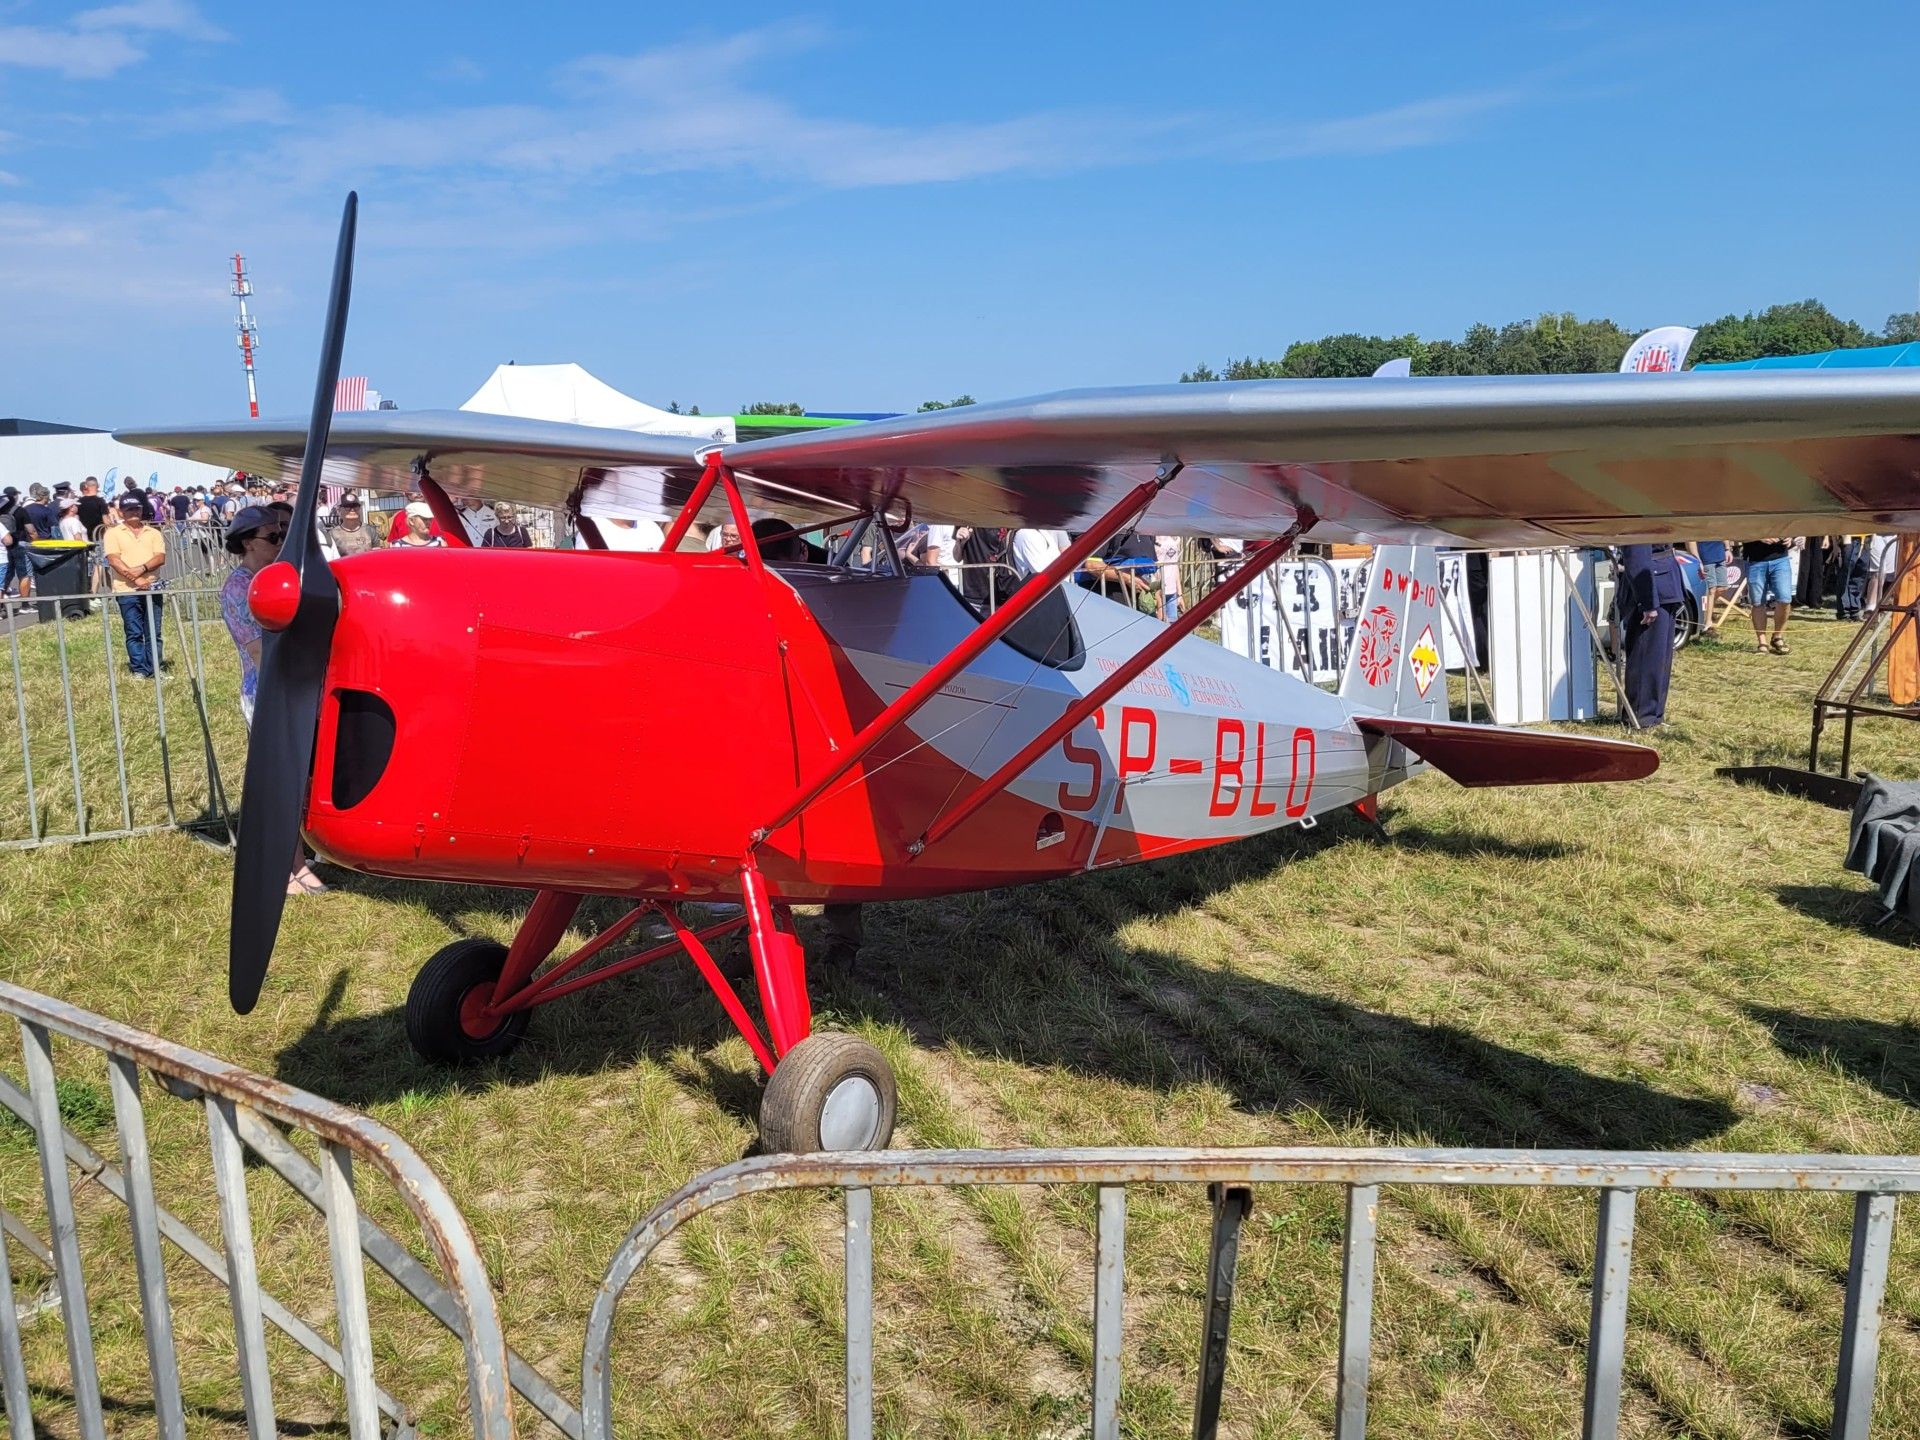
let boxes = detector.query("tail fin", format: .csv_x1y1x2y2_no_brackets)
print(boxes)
1340,544,1445,719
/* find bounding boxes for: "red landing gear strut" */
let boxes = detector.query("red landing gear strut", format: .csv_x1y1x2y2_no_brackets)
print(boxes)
401,870,897,1152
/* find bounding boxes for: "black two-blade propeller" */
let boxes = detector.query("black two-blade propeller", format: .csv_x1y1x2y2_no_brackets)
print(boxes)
229,192,356,1014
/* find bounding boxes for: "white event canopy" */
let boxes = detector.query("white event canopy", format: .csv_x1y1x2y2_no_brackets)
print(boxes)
459,364,734,445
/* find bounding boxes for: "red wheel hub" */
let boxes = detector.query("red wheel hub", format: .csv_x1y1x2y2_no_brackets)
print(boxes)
457,982,501,1040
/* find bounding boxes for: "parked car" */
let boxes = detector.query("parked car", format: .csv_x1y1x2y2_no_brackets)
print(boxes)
1591,547,1710,653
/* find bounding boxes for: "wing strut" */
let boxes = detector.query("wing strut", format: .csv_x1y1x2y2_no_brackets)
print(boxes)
662,456,723,551
909,511,1315,858
749,466,1181,843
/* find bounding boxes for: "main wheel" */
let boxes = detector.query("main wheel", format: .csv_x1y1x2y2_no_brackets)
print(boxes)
405,938,530,1065
760,1033,897,1153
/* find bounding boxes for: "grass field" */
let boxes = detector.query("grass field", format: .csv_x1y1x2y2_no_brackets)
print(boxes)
0,606,1917,1438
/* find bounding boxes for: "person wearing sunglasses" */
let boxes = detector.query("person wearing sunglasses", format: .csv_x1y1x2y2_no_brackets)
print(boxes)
221,505,327,896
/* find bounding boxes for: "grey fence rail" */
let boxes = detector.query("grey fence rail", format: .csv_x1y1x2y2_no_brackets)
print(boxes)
583,1146,1917,1440
3,586,241,851
0,979,587,1440
1,977,1912,1437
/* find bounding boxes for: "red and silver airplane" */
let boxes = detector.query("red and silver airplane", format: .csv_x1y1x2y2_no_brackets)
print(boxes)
125,197,1920,1151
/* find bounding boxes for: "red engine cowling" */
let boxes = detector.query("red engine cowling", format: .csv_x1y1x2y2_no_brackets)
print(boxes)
304,547,798,898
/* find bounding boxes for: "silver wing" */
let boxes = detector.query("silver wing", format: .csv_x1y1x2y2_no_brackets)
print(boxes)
114,410,849,525
119,369,1920,544
719,370,1920,544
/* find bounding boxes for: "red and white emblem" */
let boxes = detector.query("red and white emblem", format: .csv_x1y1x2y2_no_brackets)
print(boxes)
1408,624,1440,697
1356,604,1399,687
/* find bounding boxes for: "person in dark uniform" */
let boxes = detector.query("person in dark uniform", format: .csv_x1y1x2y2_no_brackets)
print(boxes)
1619,543,1684,728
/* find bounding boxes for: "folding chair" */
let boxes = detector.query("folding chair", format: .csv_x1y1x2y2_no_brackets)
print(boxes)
1707,569,1749,633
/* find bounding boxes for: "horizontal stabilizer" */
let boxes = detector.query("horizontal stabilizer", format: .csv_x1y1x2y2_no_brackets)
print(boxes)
1356,715,1658,787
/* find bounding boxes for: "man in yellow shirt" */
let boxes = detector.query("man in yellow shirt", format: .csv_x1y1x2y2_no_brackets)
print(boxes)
102,494,168,676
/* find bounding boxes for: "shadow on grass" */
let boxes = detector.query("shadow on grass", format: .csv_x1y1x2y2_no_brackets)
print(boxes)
308,866,624,933
26,1383,349,1436
1376,820,1576,864
1774,883,1912,940
1750,1007,1920,1109
276,811,1733,1151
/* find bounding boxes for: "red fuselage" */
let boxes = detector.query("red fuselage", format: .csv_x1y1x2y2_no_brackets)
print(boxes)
302,548,1390,903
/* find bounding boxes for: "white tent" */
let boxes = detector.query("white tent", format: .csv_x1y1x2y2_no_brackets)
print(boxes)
459,364,734,445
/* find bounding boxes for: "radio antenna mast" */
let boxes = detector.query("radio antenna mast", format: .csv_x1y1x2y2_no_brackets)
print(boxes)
231,254,261,418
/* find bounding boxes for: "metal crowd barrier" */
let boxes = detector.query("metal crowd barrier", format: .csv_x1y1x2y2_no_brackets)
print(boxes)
583,1147,1914,1440
1,976,1911,1438
0,979,582,1440
2,586,239,850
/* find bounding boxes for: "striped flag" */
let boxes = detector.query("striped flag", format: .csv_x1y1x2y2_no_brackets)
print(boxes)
334,376,369,411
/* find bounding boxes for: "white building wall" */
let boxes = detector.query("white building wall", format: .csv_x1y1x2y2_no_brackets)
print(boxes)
1,431,232,495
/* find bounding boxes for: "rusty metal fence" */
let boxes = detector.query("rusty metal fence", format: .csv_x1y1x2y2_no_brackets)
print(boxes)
582,1147,1915,1440
0,979,585,1440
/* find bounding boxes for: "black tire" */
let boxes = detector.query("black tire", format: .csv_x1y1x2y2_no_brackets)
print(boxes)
1672,595,1697,651
761,1033,897,1153
405,938,529,1065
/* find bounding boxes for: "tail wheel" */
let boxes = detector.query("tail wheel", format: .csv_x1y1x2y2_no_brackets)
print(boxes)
761,1033,897,1153
405,938,530,1065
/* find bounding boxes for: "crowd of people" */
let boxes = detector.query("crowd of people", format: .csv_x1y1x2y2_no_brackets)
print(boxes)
2,474,251,599
0,473,559,601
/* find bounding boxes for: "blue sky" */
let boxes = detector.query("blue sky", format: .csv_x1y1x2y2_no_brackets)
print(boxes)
1,2,1915,426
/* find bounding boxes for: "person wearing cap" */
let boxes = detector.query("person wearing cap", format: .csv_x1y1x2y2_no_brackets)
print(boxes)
57,495,86,542
220,506,329,894
387,499,448,544
329,497,379,557
393,501,447,549
102,493,167,677
220,506,285,721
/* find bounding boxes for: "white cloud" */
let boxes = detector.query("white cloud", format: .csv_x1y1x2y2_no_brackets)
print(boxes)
0,0,223,78
73,0,226,41
1215,90,1532,162
0,23,142,77
0,22,1535,369
202,24,1517,206
146,84,293,131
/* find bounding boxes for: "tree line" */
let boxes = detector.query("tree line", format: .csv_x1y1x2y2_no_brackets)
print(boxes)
730,301,1919,415
1180,302,1920,382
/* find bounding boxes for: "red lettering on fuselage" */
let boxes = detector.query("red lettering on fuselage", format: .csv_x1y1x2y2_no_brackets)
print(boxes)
1211,718,1245,816
1117,706,1156,812
1249,722,1278,817
1285,725,1316,817
1058,707,1105,813
1211,719,1318,821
